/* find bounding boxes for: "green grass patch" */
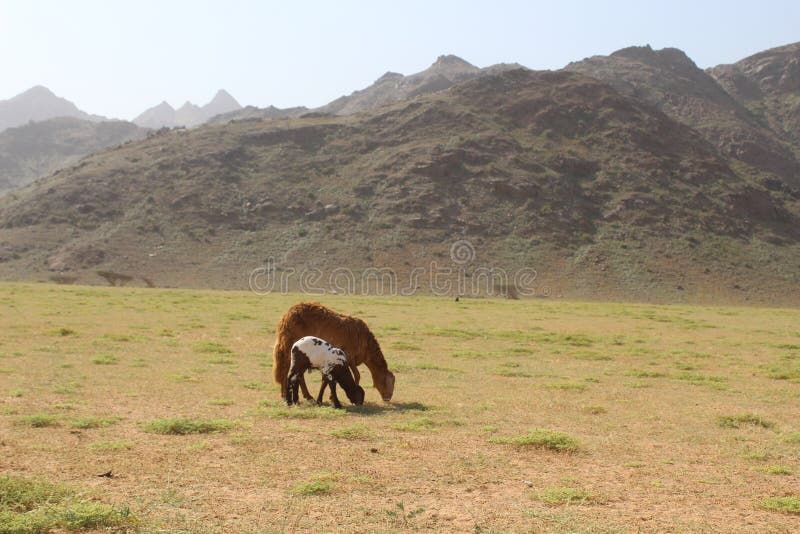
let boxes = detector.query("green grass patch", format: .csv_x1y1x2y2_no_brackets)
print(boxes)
760,496,800,514
17,414,60,428
194,342,233,354
414,362,460,372
259,403,346,420
142,417,236,435
494,369,532,378
392,417,437,432
208,357,236,365
53,328,77,337
330,425,373,440
675,372,728,388
761,465,793,475
490,429,580,452
391,341,422,351
543,382,587,392
625,369,667,378
572,351,613,361
91,354,119,365
717,413,775,428
290,480,335,496
717,414,775,429
70,416,122,429
534,332,595,347
208,399,235,406
8,389,25,398
538,487,596,505
88,440,134,452
0,475,134,531
243,381,268,390
782,432,800,443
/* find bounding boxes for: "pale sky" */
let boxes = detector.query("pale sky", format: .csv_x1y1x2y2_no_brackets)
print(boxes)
0,0,797,121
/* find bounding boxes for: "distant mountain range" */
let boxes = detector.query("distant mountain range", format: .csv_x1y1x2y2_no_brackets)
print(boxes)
1,43,799,305
318,54,525,115
133,90,243,128
0,86,104,132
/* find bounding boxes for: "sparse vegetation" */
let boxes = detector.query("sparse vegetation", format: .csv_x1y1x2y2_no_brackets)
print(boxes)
330,424,372,440
2,283,800,531
538,487,597,505
88,440,134,451
0,475,135,531
717,414,775,429
760,496,800,514
91,353,118,365
17,414,60,428
490,429,581,452
291,479,336,496
142,417,236,435
70,416,121,429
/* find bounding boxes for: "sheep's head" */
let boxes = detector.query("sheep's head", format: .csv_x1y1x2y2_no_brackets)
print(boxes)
375,370,395,402
347,384,365,406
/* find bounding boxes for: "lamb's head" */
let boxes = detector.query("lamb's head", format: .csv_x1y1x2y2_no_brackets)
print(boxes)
346,383,365,406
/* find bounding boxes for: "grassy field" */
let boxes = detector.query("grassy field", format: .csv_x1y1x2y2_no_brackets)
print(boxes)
1,282,799,532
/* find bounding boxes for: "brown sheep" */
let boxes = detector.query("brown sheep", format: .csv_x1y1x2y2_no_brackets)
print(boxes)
273,302,395,401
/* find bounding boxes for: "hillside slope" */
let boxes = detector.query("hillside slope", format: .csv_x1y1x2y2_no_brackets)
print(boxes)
0,117,146,195
318,55,524,115
1,69,799,304
566,46,800,188
708,42,800,149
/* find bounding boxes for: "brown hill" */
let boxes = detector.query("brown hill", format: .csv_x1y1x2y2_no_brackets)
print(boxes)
0,117,145,196
207,104,309,125
318,55,524,115
1,68,799,304
708,42,800,149
566,45,800,188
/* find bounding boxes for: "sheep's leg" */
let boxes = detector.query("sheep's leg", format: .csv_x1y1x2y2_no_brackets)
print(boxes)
329,381,343,409
316,378,329,406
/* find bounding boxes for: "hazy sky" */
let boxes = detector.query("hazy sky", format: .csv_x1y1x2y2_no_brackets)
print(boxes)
1,0,797,120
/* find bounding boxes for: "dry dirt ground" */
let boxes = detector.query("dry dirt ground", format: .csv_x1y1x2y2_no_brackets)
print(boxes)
1,282,799,532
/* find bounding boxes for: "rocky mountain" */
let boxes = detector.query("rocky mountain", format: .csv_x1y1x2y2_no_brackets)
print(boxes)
0,86,104,132
318,55,525,115
708,42,800,148
566,45,800,188
133,90,242,128
0,117,145,196
206,104,309,125
2,65,799,305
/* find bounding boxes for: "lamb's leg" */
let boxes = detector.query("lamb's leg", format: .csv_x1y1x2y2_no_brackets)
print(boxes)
329,381,343,409
316,378,329,406
350,362,361,385
299,373,314,401
286,372,298,405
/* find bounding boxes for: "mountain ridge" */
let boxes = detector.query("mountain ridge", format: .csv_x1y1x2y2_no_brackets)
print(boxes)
2,43,800,305
0,86,106,133
133,89,242,128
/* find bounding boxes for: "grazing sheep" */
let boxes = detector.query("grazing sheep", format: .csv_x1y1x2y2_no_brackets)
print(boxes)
286,336,365,408
273,302,395,402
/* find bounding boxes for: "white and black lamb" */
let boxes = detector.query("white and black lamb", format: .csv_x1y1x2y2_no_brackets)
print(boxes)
286,336,365,408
